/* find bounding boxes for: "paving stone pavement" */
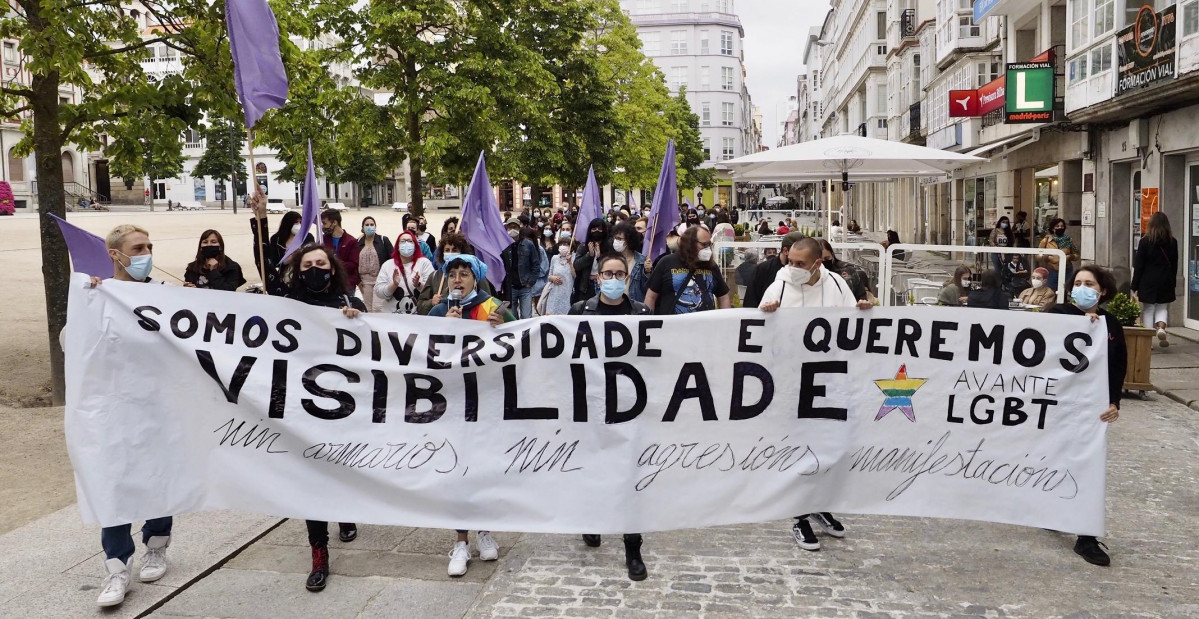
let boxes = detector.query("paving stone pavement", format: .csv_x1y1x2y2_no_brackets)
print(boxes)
139,396,1197,619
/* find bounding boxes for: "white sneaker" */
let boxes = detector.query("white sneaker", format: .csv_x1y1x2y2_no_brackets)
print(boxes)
477,531,499,561
1157,328,1169,348
139,535,170,582
447,541,470,577
97,558,130,607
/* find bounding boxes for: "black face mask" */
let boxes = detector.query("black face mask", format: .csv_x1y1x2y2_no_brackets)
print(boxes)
688,217,699,225
200,246,221,259
301,266,332,292
418,224,427,232
1054,227,1066,235
589,230,604,241
822,257,835,268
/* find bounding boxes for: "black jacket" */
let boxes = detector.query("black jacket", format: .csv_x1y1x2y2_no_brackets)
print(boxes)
742,257,785,308
572,218,613,300
284,286,367,312
250,217,313,296
1131,236,1178,304
1050,305,1126,407
184,258,247,292
358,234,393,266
568,295,651,315
501,236,540,292
967,287,1008,310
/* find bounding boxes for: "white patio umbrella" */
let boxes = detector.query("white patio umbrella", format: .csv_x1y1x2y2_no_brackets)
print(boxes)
720,134,985,182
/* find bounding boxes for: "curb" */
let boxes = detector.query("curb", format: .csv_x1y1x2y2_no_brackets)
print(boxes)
1155,387,1199,412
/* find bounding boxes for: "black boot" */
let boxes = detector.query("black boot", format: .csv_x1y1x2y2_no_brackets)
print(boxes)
1074,535,1110,566
582,534,601,547
306,543,329,591
623,534,647,581
338,523,357,543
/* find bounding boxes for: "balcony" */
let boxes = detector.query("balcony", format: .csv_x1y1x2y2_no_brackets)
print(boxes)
628,12,744,36
907,102,921,138
900,9,917,39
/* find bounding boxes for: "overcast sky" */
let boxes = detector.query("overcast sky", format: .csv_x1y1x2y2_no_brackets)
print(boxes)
739,0,828,147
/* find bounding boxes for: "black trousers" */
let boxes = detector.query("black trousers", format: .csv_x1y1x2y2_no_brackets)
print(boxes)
306,520,354,546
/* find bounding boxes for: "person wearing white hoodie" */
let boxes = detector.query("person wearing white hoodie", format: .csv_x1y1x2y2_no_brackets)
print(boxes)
759,237,871,552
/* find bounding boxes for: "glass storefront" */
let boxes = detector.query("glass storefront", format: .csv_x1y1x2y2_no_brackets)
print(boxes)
1187,163,1199,328
963,174,997,245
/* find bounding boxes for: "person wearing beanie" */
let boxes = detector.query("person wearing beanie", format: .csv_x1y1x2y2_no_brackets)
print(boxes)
1018,266,1056,311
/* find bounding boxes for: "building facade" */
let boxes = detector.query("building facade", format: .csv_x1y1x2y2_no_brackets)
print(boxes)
620,0,756,206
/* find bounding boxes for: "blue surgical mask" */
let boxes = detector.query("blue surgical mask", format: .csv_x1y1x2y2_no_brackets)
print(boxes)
118,252,152,281
1071,286,1100,310
442,252,460,263
600,279,626,300
364,225,376,235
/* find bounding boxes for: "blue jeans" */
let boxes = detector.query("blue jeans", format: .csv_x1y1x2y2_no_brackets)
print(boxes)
101,517,172,563
513,286,534,320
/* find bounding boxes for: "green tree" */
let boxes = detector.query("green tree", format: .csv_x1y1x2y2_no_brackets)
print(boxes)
192,118,248,210
0,0,213,403
102,106,190,193
667,89,716,192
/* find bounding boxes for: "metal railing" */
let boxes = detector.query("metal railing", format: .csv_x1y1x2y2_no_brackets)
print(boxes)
901,9,917,38
31,180,108,204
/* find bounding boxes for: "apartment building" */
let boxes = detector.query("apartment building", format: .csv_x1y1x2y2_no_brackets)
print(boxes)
620,0,755,206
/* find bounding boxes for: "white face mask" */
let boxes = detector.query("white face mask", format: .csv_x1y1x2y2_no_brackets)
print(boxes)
961,278,970,287
697,248,713,262
558,246,570,257
1031,278,1044,289
612,239,626,253
788,264,817,286
508,229,519,239
291,224,301,235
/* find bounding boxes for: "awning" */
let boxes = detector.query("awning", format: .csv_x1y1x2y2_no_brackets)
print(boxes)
964,131,1036,157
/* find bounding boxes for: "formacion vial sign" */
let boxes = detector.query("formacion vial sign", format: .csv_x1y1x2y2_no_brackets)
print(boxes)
63,274,1112,536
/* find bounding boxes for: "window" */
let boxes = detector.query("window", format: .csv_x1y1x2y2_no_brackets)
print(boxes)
720,31,734,55
721,137,735,160
700,66,710,89
701,102,711,125
958,0,972,8
958,16,980,38
7,148,24,182
700,30,710,54
721,66,734,90
1184,0,1199,36
717,0,731,12
722,102,734,126
876,84,887,115
636,0,656,12
2,42,14,62
1071,0,1090,48
1090,44,1112,73
1068,55,1089,84
184,128,201,147
877,12,887,40
1094,0,1115,35
640,32,660,55
670,30,688,55
702,137,711,160
976,60,999,87
669,66,687,91
672,0,688,10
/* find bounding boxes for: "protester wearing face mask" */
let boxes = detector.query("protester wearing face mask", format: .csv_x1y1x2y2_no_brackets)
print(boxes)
743,232,804,308
573,217,613,302
644,226,731,314
758,237,870,553
374,230,434,315
538,238,577,315
418,233,494,314
500,218,540,319
355,216,393,311
86,225,175,609
415,215,437,252
819,239,870,302
676,208,702,234
1038,217,1077,291
319,209,360,293
937,266,973,306
567,252,652,581
184,229,245,291
1050,265,1123,567
610,222,649,302
1018,267,1056,311
428,255,513,577
280,243,366,592
249,191,312,296
989,216,1014,273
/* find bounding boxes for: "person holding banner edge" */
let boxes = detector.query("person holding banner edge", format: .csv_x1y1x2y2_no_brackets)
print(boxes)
759,237,872,552
428,254,515,576
569,252,651,581
278,243,367,591
82,224,175,608
1050,265,1123,566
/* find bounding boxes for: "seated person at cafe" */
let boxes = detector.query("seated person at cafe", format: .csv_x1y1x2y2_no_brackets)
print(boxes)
937,265,972,306
966,270,1009,309
1018,267,1056,311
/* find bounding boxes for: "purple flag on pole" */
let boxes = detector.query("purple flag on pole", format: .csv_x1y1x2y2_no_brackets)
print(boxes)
282,141,323,261
226,0,289,130
459,152,511,289
574,165,602,244
629,193,637,210
642,140,679,260
48,214,114,278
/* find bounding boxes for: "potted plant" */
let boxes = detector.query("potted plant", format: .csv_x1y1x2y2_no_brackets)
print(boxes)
1107,292,1153,393
733,223,749,241
0,181,13,216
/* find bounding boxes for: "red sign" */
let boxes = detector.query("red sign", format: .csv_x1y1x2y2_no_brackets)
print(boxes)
949,90,978,117
977,75,1006,116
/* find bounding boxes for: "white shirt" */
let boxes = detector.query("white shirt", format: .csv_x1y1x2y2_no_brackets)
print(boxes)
758,265,856,309
374,257,434,314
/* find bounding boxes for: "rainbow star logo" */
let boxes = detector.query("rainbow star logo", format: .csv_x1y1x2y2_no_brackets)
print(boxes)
873,364,927,422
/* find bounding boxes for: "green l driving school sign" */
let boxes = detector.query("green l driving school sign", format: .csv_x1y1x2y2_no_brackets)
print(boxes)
1004,62,1055,124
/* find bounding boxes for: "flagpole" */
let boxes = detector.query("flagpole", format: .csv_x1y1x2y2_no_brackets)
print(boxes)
646,212,660,260
248,129,269,290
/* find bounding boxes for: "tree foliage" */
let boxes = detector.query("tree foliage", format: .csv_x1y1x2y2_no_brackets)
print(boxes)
192,117,248,205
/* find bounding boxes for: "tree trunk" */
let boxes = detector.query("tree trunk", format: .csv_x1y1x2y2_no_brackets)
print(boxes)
32,72,70,405
404,56,424,217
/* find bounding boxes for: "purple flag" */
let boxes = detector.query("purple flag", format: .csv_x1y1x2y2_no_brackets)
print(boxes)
642,140,679,260
629,193,637,210
226,0,289,130
574,165,602,244
282,141,322,261
48,214,114,278
459,152,511,288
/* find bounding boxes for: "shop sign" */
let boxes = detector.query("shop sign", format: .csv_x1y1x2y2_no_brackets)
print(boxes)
978,75,1006,116
1141,187,1159,233
948,90,978,117
1116,5,1176,95
1004,62,1054,124
973,0,1004,22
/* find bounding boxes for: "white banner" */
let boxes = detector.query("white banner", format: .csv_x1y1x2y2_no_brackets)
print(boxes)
64,274,1110,535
